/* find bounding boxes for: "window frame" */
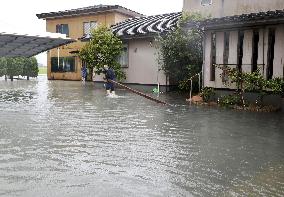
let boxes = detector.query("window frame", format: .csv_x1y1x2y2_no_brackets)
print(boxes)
51,56,76,73
83,21,97,36
56,24,69,37
201,0,212,6
118,44,129,68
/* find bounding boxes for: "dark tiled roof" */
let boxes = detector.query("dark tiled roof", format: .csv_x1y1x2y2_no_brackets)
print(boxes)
0,33,75,57
112,12,182,38
36,4,143,19
187,9,284,29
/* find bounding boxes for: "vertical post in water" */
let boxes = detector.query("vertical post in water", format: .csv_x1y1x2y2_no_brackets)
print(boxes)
189,79,193,104
198,73,201,93
57,48,60,68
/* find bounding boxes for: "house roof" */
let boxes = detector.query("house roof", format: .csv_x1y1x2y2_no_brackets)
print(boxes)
186,9,284,30
36,4,144,20
0,32,75,57
112,12,182,39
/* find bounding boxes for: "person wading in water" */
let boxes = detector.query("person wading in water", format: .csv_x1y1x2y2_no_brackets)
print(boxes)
103,65,116,96
81,65,87,84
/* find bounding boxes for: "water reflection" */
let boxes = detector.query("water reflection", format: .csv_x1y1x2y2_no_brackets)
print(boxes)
0,76,283,196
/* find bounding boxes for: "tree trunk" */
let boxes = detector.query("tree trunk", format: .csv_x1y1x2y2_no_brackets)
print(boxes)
27,76,30,80
10,76,13,81
4,75,7,81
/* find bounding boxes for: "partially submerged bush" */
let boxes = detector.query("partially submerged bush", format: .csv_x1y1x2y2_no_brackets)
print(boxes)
218,94,241,108
200,87,215,102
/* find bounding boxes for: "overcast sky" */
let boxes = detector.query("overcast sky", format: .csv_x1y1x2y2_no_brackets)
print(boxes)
0,0,183,65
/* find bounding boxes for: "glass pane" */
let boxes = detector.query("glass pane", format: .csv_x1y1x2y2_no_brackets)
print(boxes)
83,22,90,35
62,24,69,37
201,0,212,5
90,21,97,32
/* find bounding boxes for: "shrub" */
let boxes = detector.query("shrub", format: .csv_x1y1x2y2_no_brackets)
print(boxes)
200,87,215,102
219,94,241,108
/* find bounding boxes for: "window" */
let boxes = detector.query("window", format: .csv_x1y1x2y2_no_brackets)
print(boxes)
83,21,97,36
223,32,230,65
222,32,230,82
252,30,259,72
267,28,275,80
210,32,216,81
237,31,244,72
51,57,76,73
56,24,69,37
201,0,212,6
118,44,129,68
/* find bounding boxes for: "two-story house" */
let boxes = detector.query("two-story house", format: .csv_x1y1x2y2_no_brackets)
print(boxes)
184,0,284,89
37,5,143,81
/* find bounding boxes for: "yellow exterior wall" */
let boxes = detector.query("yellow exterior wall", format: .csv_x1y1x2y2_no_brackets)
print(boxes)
46,12,131,80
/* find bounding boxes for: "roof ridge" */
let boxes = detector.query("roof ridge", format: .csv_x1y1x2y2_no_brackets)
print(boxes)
36,4,144,19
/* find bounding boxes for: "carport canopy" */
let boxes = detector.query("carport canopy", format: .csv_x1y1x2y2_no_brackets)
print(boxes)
0,32,75,57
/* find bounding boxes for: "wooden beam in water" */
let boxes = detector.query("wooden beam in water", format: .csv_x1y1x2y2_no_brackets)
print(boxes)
109,80,169,105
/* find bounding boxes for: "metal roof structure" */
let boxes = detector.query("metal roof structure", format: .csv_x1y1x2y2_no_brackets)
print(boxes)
186,9,284,30
36,4,144,20
112,12,182,39
0,32,75,57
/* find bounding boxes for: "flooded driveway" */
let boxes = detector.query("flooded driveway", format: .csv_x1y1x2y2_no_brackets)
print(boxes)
0,76,283,196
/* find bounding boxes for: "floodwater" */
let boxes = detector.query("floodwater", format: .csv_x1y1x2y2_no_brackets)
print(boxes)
0,76,283,197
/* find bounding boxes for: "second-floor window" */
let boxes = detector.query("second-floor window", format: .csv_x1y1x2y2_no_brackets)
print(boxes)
201,0,212,6
56,24,69,37
83,21,97,36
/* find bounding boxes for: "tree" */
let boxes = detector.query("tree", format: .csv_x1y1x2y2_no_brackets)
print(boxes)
6,58,23,81
22,57,39,80
79,25,125,81
0,57,38,81
156,13,204,90
0,57,7,80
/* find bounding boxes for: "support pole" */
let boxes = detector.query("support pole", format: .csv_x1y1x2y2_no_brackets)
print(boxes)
109,80,168,105
198,73,201,92
189,79,193,104
57,47,60,68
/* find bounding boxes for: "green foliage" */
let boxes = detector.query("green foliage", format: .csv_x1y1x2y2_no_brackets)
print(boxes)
0,57,38,80
22,57,39,78
0,58,7,77
79,25,125,81
156,13,204,90
6,58,24,77
220,67,284,106
219,94,241,108
266,77,284,95
200,87,215,102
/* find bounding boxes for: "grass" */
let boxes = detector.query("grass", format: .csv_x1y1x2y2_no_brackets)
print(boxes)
38,67,47,75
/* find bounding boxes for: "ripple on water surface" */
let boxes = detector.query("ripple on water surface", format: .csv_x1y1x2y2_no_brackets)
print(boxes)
0,76,283,197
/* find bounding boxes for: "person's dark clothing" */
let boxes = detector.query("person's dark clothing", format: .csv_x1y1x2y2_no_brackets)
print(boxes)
104,68,115,91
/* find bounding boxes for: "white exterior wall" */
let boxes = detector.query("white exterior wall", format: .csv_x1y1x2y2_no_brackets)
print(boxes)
125,39,167,85
242,30,253,73
204,31,212,88
183,0,284,18
274,25,284,78
215,32,225,88
204,26,284,89
94,38,167,86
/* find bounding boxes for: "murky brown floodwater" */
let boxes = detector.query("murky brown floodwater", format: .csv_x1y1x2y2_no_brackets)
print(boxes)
0,76,283,197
